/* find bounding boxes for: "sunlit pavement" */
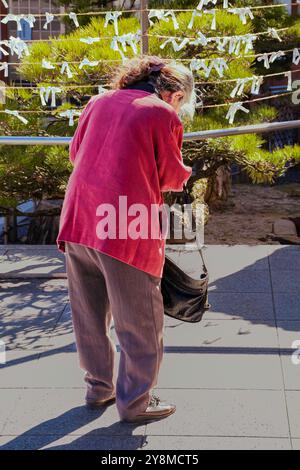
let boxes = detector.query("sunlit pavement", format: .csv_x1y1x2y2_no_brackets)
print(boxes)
0,244,300,450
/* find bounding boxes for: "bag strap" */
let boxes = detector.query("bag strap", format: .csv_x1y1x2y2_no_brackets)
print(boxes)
183,185,208,274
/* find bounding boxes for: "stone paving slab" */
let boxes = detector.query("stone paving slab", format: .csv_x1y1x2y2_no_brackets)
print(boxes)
163,318,278,348
145,389,290,438
269,246,300,271
271,270,300,294
274,294,300,321
0,390,21,434
201,292,275,321
0,435,144,451
0,248,66,278
2,388,145,437
159,354,283,390
286,391,300,438
208,270,272,293
141,436,292,450
0,280,69,350
276,322,300,391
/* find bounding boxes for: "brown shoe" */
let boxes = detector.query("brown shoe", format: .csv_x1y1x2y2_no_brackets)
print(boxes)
124,395,176,424
85,395,116,409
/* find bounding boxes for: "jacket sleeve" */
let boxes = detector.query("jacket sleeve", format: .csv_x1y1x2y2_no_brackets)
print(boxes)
154,116,192,192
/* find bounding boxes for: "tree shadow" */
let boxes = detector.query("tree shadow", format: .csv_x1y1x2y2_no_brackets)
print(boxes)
0,406,143,451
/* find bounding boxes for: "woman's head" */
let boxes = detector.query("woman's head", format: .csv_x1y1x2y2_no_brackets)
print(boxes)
110,55,196,119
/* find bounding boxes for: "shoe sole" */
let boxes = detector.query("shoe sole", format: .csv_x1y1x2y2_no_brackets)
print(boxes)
123,406,176,424
85,396,116,409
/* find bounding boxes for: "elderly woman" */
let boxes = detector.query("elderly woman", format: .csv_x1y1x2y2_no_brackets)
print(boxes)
57,55,195,423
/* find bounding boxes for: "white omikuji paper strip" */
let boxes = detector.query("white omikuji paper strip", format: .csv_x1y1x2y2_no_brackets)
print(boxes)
229,75,263,98
42,59,55,69
43,12,54,30
1,14,36,31
284,71,292,91
267,27,282,42
60,61,73,78
226,102,249,124
1,0,8,8
230,77,253,98
293,48,300,65
0,62,8,77
80,37,100,44
228,7,254,25
79,58,100,69
160,37,190,52
257,50,284,69
190,57,228,78
188,9,216,30
148,10,179,30
104,11,122,36
197,0,217,11
5,109,28,124
7,36,30,59
59,109,82,126
69,12,79,28
0,41,9,56
110,32,140,59
251,76,264,95
39,86,62,107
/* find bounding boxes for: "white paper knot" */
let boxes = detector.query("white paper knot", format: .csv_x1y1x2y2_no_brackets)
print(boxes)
42,59,55,69
43,12,54,30
251,76,264,95
104,11,122,36
69,12,79,28
0,62,8,77
292,48,300,65
59,109,82,126
80,37,100,44
196,0,217,11
79,58,99,69
189,32,208,47
39,86,62,107
8,36,30,59
230,77,253,98
160,37,189,52
284,71,292,91
226,102,249,124
1,14,36,31
60,61,73,78
5,109,28,124
267,28,282,42
228,7,254,25
148,10,179,30
110,32,141,59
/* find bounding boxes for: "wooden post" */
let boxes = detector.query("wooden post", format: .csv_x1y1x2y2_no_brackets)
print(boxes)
140,0,149,55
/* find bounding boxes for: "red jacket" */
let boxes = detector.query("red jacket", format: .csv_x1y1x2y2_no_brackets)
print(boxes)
57,89,192,277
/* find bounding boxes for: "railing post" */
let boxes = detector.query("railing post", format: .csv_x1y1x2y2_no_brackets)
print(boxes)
140,0,149,55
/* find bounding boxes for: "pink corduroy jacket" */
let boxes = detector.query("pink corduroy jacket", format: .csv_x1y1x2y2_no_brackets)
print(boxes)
57,89,192,278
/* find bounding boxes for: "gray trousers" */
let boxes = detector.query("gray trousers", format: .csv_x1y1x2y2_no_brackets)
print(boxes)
65,241,164,420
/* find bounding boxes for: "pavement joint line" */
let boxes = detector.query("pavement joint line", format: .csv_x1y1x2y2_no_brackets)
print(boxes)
267,253,293,449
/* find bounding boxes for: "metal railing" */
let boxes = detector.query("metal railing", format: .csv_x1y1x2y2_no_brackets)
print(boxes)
1,119,300,145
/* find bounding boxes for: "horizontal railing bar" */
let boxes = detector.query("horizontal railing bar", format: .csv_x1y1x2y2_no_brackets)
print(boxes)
1,119,300,145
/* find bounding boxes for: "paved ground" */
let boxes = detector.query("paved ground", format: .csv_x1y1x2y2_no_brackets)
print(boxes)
0,244,300,450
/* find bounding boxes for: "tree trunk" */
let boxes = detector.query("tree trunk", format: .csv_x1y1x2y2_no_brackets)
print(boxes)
205,164,232,209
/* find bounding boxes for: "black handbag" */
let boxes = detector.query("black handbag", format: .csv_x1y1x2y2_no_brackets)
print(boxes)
161,186,211,323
